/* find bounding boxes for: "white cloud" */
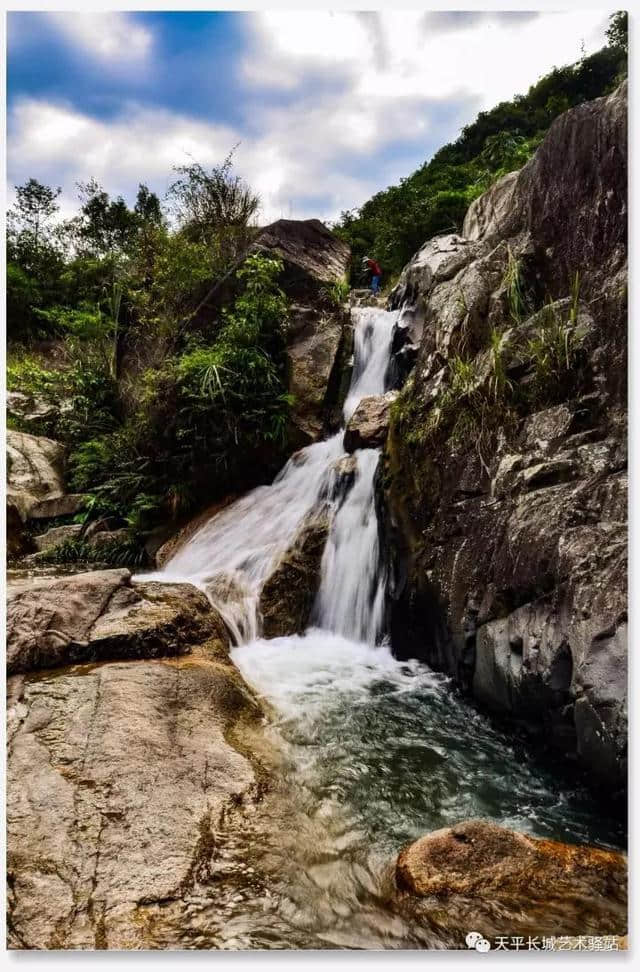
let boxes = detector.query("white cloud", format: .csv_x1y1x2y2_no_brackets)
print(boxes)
245,9,609,112
47,12,153,65
8,10,612,225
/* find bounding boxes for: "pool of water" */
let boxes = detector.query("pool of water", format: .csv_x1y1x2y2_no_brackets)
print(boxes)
135,629,622,950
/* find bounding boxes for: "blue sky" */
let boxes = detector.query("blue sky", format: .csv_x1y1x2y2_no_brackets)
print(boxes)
7,9,610,224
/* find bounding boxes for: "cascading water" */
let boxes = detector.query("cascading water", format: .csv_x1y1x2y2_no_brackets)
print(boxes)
159,304,397,645
146,301,623,950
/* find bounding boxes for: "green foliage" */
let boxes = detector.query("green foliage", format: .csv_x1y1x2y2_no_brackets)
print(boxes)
321,278,350,306
58,254,291,525
334,34,625,278
606,11,628,54
39,533,148,568
525,286,585,401
503,247,527,324
487,328,513,403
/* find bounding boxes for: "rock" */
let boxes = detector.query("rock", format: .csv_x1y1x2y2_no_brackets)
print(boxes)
260,509,331,638
286,304,348,444
396,820,626,941
7,569,225,675
389,234,478,311
6,390,59,428
327,455,358,500
383,83,628,786
87,528,130,550
6,643,262,948
252,220,353,444
7,500,29,560
255,218,350,297
33,523,83,552
154,494,238,568
30,494,86,519
462,170,519,242
344,391,398,452
7,430,66,520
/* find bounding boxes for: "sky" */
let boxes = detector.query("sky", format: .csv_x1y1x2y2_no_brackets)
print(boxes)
6,8,611,225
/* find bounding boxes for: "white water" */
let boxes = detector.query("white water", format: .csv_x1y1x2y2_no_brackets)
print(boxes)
145,301,623,949
159,304,398,645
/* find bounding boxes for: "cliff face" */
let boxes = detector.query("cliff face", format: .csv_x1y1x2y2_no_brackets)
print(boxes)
382,82,627,789
257,218,352,447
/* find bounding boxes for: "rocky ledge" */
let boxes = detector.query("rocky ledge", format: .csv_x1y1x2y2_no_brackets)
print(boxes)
395,819,627,945
383,82,627,788
6,569,270,949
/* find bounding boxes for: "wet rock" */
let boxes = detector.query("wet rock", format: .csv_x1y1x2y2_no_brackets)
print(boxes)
153,494,238,568
33,523,83,552
260,509,331,638
344,391,398,452
6,645,262,949
327,455,358,500
383,83,628,786
286,304,347,445
395,820,626,941
7,569,225,675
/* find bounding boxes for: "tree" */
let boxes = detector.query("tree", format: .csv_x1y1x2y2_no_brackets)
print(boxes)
606,11,628,53
167,152,260,276
8,178,61,269
73,179,138,260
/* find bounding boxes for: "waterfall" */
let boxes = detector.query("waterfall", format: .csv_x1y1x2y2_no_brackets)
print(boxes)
158,304,398,645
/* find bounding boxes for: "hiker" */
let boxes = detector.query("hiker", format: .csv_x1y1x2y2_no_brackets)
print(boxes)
362,256,382,295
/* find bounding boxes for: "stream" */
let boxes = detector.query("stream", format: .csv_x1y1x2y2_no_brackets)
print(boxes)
151,304,624,949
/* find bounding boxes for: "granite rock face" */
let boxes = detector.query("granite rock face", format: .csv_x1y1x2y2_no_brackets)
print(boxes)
6,645,262,949
7,430,66,520
7,569,226,675
5,562,269,948
256,218,351,295
260,509,331,638
254,219,353,446
383,83,627,787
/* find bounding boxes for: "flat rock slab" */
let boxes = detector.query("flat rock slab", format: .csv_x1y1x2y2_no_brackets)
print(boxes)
396,820,626,942
33,523,83,552
7,650,261,949
7,569,226,675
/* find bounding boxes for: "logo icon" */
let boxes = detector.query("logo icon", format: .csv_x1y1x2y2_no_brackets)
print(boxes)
466,931,491,952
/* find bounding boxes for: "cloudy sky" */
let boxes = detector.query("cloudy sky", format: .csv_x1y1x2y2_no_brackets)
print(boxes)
7,8,611,224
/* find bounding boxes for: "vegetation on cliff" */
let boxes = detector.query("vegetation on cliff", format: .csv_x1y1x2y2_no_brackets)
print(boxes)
7,159,292,542
334,12,627,280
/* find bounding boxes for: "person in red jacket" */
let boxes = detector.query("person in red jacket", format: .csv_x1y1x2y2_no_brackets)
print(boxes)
362,255,382,295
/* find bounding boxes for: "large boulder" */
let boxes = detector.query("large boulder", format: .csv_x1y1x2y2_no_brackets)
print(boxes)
33,523,83,552
6,644,263,948
255,219,352,445
260,509,330,638
462,170,519,242
344,391,398,452
7,569,226,675
286,302,351,444
7,430,66,520
396,820,626,943
383,83,628,787
255,218,350,297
